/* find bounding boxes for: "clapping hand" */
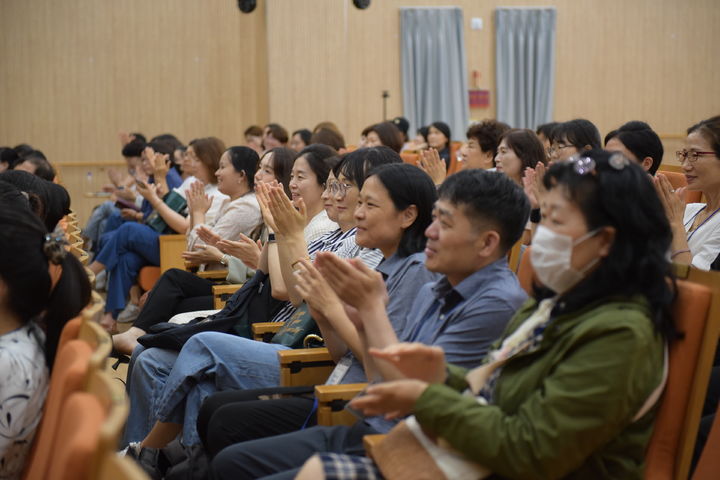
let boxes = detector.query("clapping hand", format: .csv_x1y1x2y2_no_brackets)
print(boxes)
417,148,447,185
217,233,263,270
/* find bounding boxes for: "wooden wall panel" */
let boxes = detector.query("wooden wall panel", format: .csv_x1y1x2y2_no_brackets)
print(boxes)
0,0,268,163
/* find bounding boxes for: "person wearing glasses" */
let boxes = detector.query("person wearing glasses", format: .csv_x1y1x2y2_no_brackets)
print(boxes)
655,116,720,270
293,150,675,480
548,119,602,162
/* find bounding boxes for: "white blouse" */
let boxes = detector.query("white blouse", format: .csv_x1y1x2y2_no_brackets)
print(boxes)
683,202,720,270
0,322,48,479
187,193,263,252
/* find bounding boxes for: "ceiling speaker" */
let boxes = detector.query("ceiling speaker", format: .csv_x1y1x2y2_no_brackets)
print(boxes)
353,0,371,10
237,0,257,14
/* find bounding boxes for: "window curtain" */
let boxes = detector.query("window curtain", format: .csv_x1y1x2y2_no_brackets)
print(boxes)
495,8,556,129
401,7,469,141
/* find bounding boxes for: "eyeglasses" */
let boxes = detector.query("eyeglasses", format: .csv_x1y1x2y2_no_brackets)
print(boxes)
548,143,574,156
326,182,353,197
675,150,716,164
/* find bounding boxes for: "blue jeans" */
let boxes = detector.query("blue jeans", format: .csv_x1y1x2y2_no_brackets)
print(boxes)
95,222,161,318
123,332,290,446
83,201,119,251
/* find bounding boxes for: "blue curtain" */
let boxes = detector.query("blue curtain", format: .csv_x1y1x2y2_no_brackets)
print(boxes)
401,7,469,140
495,8,557,129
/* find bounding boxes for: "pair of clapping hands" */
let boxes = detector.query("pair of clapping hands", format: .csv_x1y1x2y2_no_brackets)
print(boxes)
295,252,448,420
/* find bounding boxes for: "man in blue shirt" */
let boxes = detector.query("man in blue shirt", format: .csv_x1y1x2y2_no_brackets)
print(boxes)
208,169,532,480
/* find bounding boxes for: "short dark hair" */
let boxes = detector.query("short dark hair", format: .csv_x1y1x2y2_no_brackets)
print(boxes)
297,144,340,186
130,133,147,143
262,147,296,197
292,129,312,146
368,122,404,153
542,149,675,339
500,128,547,173
226,146,260,190
604,121,664,175
535,122,559,139
466,120,511,155
551,119,602,150
311,128,346,150
150,134,183,153
265,123,289,144
438,169,530,253
20,150,55,181
338,146,402,191
244,125,263,137
367,163,437,258
122,139,146,158
0,147,21,169
688,115,720,158
0,170,71,231
13,144,34,158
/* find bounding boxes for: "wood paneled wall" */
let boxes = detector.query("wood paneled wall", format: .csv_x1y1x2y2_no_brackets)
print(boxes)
2,0,719,222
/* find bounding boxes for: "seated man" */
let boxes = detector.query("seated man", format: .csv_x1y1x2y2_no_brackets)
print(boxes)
207,169,532,480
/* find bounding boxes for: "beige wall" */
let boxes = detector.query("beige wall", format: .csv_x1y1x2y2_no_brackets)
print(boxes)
1,0,719,222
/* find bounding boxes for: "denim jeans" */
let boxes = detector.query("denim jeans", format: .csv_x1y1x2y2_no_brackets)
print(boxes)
123,331,291,446
83,201,119,251
95,222,161,318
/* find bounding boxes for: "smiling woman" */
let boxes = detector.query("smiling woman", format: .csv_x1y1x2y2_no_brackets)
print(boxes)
655,115,720,270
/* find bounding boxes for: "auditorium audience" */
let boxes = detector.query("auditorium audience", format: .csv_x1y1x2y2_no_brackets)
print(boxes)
293,149,675,480
207,168,529,479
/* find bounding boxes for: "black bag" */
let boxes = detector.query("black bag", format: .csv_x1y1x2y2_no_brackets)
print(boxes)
137,271,285,351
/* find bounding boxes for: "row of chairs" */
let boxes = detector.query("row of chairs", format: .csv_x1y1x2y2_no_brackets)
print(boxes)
21,213,148,480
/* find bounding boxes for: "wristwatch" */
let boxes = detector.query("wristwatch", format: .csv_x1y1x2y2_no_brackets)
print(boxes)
268,233,277,243
219,254,230,266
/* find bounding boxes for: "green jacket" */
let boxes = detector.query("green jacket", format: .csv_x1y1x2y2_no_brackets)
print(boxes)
414,297,665,480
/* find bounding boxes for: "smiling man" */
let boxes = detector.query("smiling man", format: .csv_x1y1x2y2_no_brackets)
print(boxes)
209,169,531,480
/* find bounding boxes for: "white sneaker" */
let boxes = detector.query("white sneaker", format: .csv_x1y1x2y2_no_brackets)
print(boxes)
94,270,107,291
116,303,140,323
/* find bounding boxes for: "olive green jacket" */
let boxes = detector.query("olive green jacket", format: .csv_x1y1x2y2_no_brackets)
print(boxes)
414,297,665,480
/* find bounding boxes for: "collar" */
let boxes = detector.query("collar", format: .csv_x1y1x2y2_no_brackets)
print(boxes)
431,257,510,302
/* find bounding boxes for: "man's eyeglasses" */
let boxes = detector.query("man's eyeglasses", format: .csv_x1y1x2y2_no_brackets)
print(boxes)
675,150,716,164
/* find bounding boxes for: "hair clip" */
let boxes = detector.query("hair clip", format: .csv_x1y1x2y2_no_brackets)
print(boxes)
569,156,596,175
43,234,67,265
608,153,630,170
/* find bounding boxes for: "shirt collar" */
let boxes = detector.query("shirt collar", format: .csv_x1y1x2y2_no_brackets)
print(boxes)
431,257,510,302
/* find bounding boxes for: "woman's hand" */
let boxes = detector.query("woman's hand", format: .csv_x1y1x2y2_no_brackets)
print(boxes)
418,148,447,185
181,244,224,266
217,233,263,270
187,181,213,216
348,379,429,420
120,208,142,222
136,181,160,205
314,252,388,311
197,225,223,246
256,182,279,232
267,183,307,237
151,150,170,178
654,174,686,227
294,258,345,319
369,343,447,383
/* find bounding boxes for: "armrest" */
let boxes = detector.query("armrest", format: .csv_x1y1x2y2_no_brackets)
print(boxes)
315,383,368,427
278,348,335,387
212,284,242,309
159,234,188,273
252,322,284,342
196,269,228,280
363,434,387,460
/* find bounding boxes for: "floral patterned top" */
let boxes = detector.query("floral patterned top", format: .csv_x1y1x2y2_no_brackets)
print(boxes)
0,321,48,479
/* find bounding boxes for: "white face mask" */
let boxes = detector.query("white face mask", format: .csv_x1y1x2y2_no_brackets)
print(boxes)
530,225,601,294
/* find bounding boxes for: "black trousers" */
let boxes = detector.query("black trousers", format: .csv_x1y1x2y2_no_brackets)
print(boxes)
134,268,214,331
197,386,317,458
208,422,378,480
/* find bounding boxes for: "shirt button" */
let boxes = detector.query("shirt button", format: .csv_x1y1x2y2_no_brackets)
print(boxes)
440,314,445,320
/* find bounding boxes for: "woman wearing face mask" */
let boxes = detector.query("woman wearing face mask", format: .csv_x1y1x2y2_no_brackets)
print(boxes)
299,149,675,480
